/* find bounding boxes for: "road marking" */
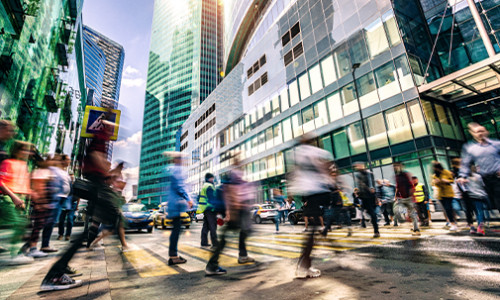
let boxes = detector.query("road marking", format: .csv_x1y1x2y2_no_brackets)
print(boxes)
271,235,385,245
122,249,178,278
247,237,354,251
225,242,301,259
165,244,253,267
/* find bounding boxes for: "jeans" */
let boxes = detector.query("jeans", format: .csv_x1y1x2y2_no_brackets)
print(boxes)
169,217,182,257
381,203,391,224
396,197,419,231
471,198,485,225
460,192,475,225
363,203,379,234
440,197,456,224
201,211,218,247
0,195,28,256
207,209,250,270
58,209,75,237
41,208,58,248
275,212,280,231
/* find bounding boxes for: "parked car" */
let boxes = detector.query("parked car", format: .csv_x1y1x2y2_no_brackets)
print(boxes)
153,202,191,229
122,203,154,233
250,204,278,224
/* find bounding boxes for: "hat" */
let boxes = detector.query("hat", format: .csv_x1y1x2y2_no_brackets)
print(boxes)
162,151,187,158
205,173,215,181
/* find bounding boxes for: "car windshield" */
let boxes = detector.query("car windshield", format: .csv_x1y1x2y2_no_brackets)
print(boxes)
122,204,147,212
262,205,274,210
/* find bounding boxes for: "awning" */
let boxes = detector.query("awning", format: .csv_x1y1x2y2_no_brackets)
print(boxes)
418,54,500,103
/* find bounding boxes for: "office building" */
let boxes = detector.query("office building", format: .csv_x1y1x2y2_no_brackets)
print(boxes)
138,0,224,205
179,0,500,202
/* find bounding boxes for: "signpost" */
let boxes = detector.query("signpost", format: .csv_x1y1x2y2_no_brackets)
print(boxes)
80,106,121,141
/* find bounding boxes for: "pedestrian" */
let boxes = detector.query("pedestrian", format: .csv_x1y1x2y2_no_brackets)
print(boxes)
288,134,333,279
273,188,286,233
164,151,193,265
432,161,458,231
382,180,396,226
354,162,380,238
458,123,500,212
205,155,255,276
57,155,75,241
321,164,349,236
466,164,487,235
393,162,421,236
451,158,474,231
353,188,365,228
0,141,33,265
58,172,77,241
200,173,218,248
412,176,430,227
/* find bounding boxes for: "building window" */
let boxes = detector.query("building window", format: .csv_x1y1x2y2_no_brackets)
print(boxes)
302,105,315,133
280,88,289,111
291,112,303,138
327,91,343,122
334,44,351,78
289,80,300,106
406,100,427,138
348,32,369,66
383,10,401,47
314,100,328,129
374,61,400,100
364,113,389,150
282,31,291,47
347,122,366,155
293,42,304,59
356,72,378,109
394,55,414,91
320,55,337,86
341,83,357,114
385,104,413,144
333,129,350,159
248,85,254,96
290,22,300,39
282,118,293,142
309,64,323,94
259,55,266,66
421,100,442,136
284,50,293,66
260,72,268,85
271,95,280,117
365,18,390,58
298,72,311,100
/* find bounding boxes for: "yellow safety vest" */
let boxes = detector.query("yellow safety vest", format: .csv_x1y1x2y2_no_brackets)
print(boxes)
197,182,214,213
414,183,426,203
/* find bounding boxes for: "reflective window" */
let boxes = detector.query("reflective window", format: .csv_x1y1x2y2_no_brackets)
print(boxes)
382,11,401,47
394,55,414,91
327,91,343,122
347,122,366,155
364,113,388,150
320,55,337,86
273,123,283,146
265,127,273,149
341,83,358,116
349,32,369,65
276,152,285,175
291,112,303,138
302,105,315,133
314,100,328,129
421,100,442,136
374,61,400,99
298,72,311,100
356,72,378,108
334,43,351,78
258,132,266,153
319,134,334,157
280,88,290,111
385,104,413,144
333,129,350,159
282,118,293,141
434,104,455,139
246,140,252,158
289,80,300,106
407,100,427,138
365,18,390,58
309,64,323,94
267,155,276,177
447,106,464,140
252,136,259,155
272,95,280,117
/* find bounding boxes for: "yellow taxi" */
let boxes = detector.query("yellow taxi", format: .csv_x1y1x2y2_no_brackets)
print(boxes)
153,202,191,229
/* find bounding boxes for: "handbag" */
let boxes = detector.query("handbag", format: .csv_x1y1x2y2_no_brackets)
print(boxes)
72,178,93,200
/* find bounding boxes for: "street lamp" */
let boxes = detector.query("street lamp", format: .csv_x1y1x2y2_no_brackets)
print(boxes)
351,63,373,173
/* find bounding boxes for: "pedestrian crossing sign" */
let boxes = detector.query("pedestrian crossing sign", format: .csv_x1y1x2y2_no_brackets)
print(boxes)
81,106,121,141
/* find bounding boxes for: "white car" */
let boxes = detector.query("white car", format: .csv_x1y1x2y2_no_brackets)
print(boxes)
250,204,278,224
195,212,225,226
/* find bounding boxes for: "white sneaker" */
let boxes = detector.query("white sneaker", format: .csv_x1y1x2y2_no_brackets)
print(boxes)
27,248,48,258
449,225,458,232
295,267,321,278
1,254,34,265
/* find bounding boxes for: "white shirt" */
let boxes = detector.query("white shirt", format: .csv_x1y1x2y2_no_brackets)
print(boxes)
52,167,71,197
289,144,333,196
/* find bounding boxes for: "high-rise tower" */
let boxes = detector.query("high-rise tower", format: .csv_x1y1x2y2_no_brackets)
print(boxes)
138,0,223,205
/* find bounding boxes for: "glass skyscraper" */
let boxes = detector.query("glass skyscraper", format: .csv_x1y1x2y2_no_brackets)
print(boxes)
138,0,224,205
82,28,106,106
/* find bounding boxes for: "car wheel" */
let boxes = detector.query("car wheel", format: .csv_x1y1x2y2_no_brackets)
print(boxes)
147,227,153,233
289,214,298,225
255,215,262,224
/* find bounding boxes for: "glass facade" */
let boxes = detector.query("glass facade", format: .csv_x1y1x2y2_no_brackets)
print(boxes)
83,28,106,106
138,0,224,204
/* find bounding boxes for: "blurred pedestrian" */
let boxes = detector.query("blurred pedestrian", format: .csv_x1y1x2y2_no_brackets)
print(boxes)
458,123,500,212
56,154,74,241
466,164,487,235
164,152,193,265
354,162,379,238
288,134,333,279
412,176,429,227
451,158,474,230
273,188,286,233
382,180,396,226
321,164,350,236
353,188,365,228
205,155,255,276
58,171,77,241
0,120,15,163
0,141,33,265
394,162,421,236
432,161,458,231
200,173,218,248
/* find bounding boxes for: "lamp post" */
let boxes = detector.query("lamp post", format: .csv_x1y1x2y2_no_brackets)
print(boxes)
351,63,373,173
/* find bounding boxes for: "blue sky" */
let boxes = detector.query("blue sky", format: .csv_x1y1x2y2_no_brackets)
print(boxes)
82,0,154,175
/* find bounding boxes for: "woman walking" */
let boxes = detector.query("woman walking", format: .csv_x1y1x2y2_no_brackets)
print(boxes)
432,161,458,231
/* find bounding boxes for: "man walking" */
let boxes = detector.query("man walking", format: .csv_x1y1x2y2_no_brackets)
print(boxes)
458,123,500,211
354,162,379,238
394,162,421,236
200,173,218,248
412,176,429,226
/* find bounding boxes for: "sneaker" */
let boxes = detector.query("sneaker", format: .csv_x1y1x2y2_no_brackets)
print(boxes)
65,236,70,241
168,256,187,265
1,254,34,266
40,274,82,291
57,236,63,241
449,225,458,232
470,226,477,234
274,231,279,234
27,248,48,258
477,225,485,236
373,232,380,238
295,267,321,279
41,247,58,253
200,244,211,247
238,256,255,264
65,266,82,277
303,228,308,232
412,230,421,236
205,266,227,276
347,228,352,237
383,223,391,226
393,222,398,227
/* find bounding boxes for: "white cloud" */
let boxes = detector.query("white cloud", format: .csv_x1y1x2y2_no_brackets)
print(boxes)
123,166,139,181
122,78,145,87
115,130,142,148
124,65,141,76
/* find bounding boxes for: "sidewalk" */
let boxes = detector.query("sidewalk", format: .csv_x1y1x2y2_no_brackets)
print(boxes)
1,229,111,300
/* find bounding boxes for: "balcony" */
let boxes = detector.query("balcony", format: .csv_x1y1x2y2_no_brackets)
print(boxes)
45,91,59,113
56,43,68,67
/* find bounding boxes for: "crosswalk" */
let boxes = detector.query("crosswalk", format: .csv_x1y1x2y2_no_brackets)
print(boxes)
117,224,475,278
